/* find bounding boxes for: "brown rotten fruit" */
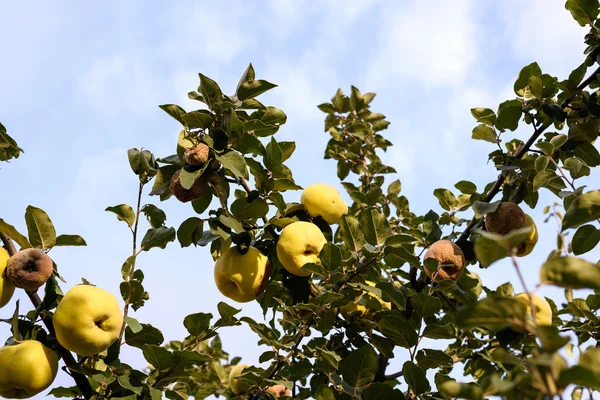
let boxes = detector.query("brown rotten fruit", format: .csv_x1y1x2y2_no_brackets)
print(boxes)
423,240,466,281
485,202,526,235
6,248,54,291
170,169,209,202
184,143,210,166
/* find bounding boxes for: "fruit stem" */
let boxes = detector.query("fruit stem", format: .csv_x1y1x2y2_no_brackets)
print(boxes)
0,232,95,399
456,64,600,244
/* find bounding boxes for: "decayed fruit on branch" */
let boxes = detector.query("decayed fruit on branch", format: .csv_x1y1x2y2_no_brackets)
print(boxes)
267,384,292,398
184,143,210,166
484,202,527,235
339,281,391,320
5,248,53,291
0,340,58,399
510,292,553,333
301,183,349,224
170,169,209,202
214,246,270,303
0,248,15,309
423,240,466,281
229,363,251,395
276,221,327,277
53,285,123,356
516,214,538,257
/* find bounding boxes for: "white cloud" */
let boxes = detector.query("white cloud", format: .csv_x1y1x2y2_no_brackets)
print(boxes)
500,0,587,77
366,0,479,89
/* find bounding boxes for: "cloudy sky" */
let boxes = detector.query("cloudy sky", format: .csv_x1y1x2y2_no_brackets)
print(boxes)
1,0,599,398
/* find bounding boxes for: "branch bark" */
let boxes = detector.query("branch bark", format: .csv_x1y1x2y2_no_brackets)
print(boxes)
456,66,600,243
0,232,94,399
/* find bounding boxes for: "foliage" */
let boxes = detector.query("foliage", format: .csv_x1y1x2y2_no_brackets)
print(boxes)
1,2,600,400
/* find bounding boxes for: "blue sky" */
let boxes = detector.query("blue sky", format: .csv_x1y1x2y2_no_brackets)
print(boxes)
1,0,599,398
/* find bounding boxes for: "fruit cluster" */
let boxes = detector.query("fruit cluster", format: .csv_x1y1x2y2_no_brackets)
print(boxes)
0,248,122,398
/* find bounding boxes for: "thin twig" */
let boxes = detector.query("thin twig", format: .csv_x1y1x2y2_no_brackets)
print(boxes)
457,65,600,242
0,233,94,398
119,181,144,341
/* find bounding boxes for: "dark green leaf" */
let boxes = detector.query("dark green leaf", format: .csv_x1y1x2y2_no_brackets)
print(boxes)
237,79,277,101
340,345,378,389
0,219,31,249
416,349,453,370
106,204,136,227
231,197,269,220
455,180,477,195
360,208,390,246
216,151,247,179
198,74,223,108
455,296,527,331
412,293,442,317
158,104,186,125
565,0,600,26
125,324,164,348
141,204,166,228
55,234,87,247
378,314,418,348
320,243,341,272
339,215,366,253
184,313,213,337
177,217,203,248
217,302,241,319
572,224,600,255
362,383,404,400
433,189,458,211
403,361,431,395
496,99,522,131
141,226,175,251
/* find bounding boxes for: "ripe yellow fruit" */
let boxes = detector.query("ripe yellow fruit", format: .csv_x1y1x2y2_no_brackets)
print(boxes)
53,285,123,356
301,183,348,224
423,240,466,281
516,214,538,257
339,281,391,319
214,246,270,303
0,248,15,309
511,292,553,332
276,221,327,277
229,363,251,395
0,340,58,399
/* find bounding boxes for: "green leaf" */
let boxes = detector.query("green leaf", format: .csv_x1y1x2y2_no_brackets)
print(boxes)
350,86,365,111
315,385,335,400
537,325,570,353
550,134,569,149
231,197,269,220
455,296,527,332
565,0,599,26
177,217,203,248
455,180,477,195
470,108,496,126
24,206,56,249
0,219,31,249
474,228,533,267
403,361,431,395
217,302,242,319
106,204,136,227
388,179,402,195
339,215,366,253
48,387,83,398
423,323,456,339
384,245,420,268
362,383,405,400
528,75,543,99
575,142,600,166
117,375,143,395
340,345,378,389
514,62,542,96
562,190,600,230
535,141,555,156
433,189,458,211
564,157,591,180
181,110,213,130
496,99,522,131
142,345,176,370
232,132,265,156
125,323,164,348
120,281,146,304
184,312,213,337
272,179,302,191
540,256,600,290
141,226,175,251
320,243,341,272
123,316,143,333
378,314,418,348
158,104,186,125
360,208,390,246
216,151,247,179
198,74,223,108
471,124,496,143
572,225,600,255
141,204,166,228
54,234,87,247
416,349,453,370
559,365,600,389
375,282,405,310
412,293,442,317
237,79,277,101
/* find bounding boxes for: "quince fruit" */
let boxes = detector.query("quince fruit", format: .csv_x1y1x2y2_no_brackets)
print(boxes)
301,183,348,224
0,248,15,309
277,221,327,277
214,246,270,303
339,281,391,319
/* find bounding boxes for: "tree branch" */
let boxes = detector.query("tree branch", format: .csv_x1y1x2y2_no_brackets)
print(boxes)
0,233,95,399
457,65,600,243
